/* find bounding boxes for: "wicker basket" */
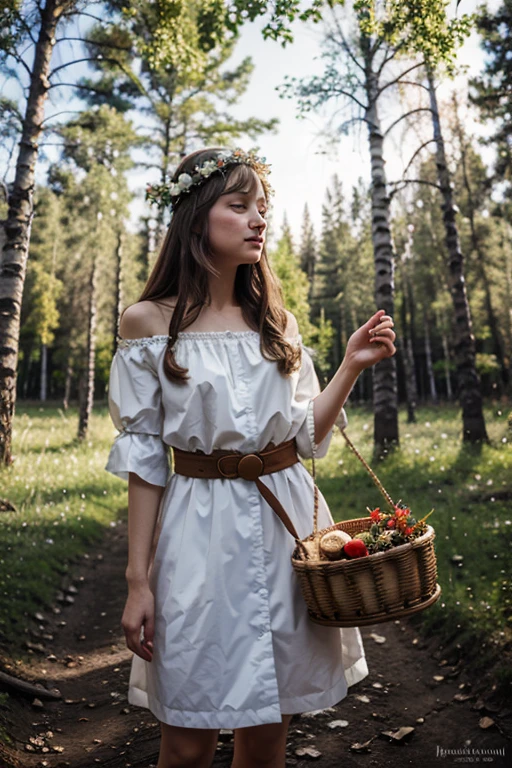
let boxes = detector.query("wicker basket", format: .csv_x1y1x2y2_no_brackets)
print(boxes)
291,429,441,627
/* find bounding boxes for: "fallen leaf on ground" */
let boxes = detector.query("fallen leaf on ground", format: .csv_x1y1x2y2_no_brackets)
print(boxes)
327,720,349,728
380,726,415,743
350,739,373,752
301,707,336,718
295,746,322,758
479,717,495,729
370,632,386,644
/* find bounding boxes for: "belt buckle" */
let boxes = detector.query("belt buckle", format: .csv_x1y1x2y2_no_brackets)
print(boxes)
217,455,239,479
217,453,264,481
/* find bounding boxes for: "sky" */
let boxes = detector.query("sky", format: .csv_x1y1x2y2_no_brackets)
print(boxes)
1,0,501,244
219,0,500,242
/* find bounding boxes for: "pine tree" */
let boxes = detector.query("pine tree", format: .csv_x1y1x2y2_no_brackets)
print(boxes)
298,203,316,301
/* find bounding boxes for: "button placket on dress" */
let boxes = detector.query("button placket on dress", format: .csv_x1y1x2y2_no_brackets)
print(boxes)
232,340,277,651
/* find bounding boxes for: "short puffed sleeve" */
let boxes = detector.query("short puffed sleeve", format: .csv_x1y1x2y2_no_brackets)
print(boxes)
104,341,170,487
294,340,348,460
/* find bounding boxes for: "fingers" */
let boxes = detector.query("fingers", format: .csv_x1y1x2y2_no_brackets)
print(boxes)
144,615,155,653
367,309,386,327
369,335,396,354
124,626,153,661
122,620,154,662
369,315,394,335
370,327,395,341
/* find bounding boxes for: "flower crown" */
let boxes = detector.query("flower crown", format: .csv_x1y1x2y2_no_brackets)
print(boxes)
145,148,272,211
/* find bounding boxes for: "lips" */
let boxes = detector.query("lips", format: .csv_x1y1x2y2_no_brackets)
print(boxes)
245,237,264,244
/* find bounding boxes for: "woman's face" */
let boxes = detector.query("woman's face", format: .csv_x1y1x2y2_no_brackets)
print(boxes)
207,170,268,269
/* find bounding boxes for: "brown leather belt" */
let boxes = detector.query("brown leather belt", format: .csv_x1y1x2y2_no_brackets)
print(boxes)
172,439,300,539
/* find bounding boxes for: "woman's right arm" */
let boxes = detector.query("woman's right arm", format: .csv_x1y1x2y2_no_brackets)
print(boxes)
121,473,164,663
119,304,166,662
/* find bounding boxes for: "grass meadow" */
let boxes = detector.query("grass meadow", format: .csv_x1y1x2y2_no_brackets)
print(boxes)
1,401,511,686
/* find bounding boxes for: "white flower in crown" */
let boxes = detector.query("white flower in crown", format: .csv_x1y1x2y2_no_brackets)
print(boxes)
199,160,218,177
146,148,273,210
178,173,193,190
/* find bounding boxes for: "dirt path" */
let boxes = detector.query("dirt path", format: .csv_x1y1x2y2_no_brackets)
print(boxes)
0,522,510,768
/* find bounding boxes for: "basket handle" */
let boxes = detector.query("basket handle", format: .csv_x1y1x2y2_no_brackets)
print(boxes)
309,427,395,537
338,427,395,509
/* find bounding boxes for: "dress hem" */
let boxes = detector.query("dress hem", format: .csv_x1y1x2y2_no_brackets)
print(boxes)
127,656,369,729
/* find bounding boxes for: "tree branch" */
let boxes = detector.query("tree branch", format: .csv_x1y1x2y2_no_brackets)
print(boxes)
17,15,38,46
41,110,83,126
328,10,366,75
388,178,443,199
396,79,430,93
47,82,121,96
311,85,367,112
402,139,438,177
376,39,409,78
54,36,132,53
383,107,432,138
376,60,425,98
61,10,117,26
8,52,32,79
49,56,126,79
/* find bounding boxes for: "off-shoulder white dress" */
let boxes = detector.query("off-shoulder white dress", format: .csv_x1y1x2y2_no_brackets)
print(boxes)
105,330,368,729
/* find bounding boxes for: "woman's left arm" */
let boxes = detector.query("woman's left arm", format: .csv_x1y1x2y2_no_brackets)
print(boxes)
312,309,396,445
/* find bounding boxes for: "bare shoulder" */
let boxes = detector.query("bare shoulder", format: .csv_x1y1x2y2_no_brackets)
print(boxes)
118,301,162,340
284,310,300,338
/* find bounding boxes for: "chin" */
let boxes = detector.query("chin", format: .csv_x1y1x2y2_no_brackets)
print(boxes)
237,252,262,266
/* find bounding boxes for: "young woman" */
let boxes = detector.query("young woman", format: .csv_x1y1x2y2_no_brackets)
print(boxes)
105,147,396,768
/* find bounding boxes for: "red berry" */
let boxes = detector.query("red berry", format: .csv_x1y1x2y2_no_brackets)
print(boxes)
343,540,369,558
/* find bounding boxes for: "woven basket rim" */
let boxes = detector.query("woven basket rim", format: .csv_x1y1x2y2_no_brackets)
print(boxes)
292,523,435,567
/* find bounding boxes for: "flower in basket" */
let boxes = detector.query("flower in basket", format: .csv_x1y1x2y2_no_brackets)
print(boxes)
354,503,434,554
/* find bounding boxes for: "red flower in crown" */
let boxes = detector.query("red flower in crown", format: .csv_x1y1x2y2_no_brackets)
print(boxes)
387,518,396,528
370,508,382,522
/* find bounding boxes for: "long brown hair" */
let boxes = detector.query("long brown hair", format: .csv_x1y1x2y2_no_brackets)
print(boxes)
136,147,301,382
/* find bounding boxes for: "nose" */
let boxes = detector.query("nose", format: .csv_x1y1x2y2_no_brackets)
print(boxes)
251,211,266,232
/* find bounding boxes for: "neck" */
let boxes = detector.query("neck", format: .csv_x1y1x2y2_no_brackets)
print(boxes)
206,266,239,310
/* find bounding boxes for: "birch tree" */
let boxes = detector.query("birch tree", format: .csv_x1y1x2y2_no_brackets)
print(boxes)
0,0,238,463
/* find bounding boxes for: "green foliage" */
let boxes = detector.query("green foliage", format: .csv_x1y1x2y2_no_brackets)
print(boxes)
269,220,334,374
354,0,473,73
312,176,373,376
57,104,139,173
0,404,131,647
117,0,235,74
471,1,512,207
316,403,512,641
227,0,325,44
1,402,510,663
79,3,277,244
0,0,25,60
476,353,500,375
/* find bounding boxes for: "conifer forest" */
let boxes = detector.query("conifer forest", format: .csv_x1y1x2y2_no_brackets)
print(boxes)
0,3,511,765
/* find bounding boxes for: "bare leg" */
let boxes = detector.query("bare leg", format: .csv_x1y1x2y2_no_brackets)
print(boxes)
231,714,293,768
157,722,220,768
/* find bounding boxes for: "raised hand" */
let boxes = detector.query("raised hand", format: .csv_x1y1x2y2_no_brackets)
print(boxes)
344,309,396,372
